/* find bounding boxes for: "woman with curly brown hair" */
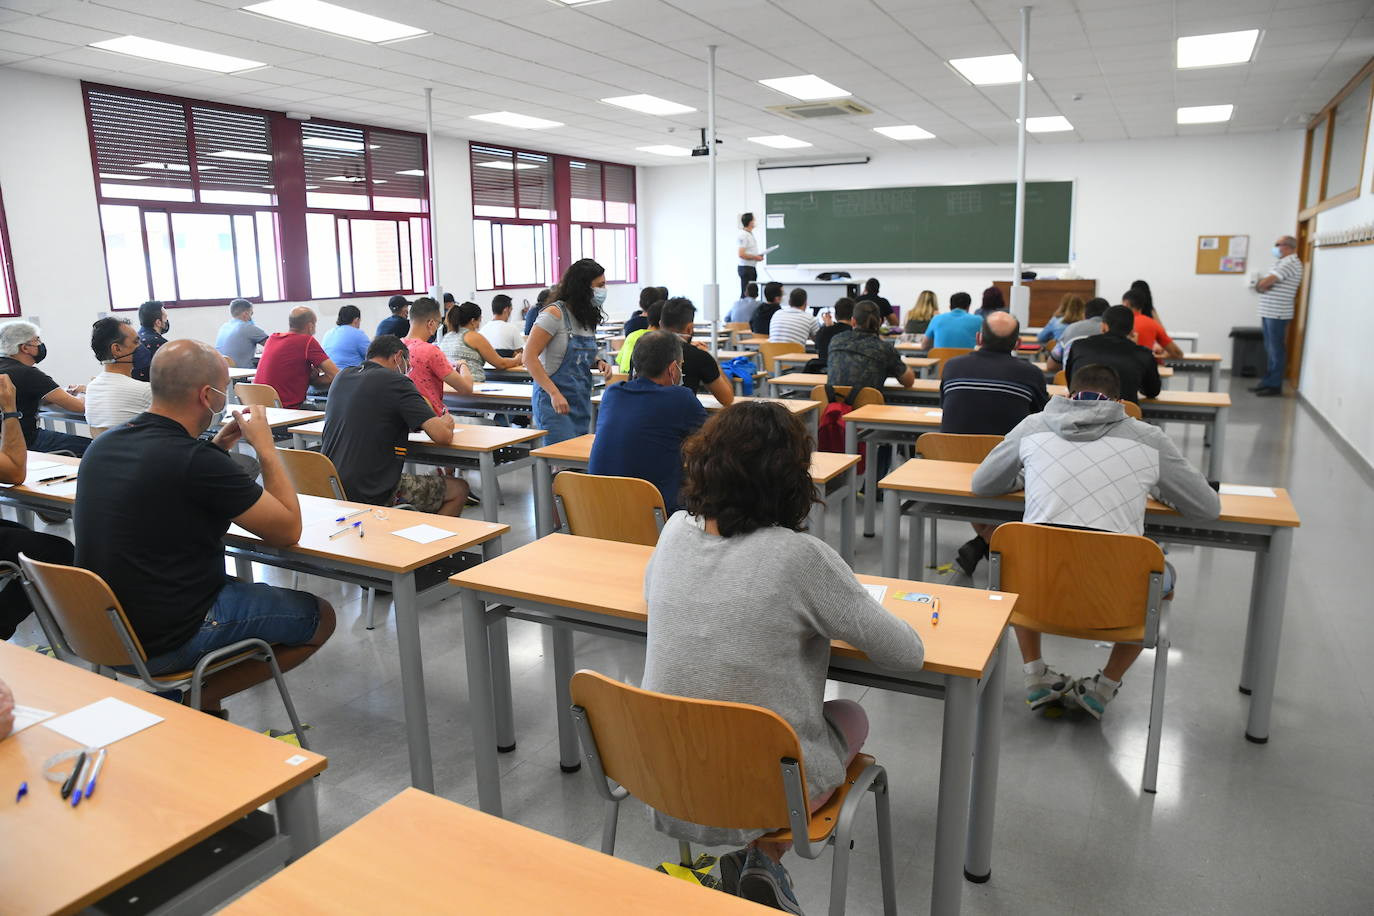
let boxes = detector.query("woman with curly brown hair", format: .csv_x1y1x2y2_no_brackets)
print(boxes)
641,400,924,912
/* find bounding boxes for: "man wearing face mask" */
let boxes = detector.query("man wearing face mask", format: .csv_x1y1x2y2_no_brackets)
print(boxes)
75,339,335,714
321,335,471,516
85,317,151,433
0,319,91,455
132,300,171,383
588,331,706,512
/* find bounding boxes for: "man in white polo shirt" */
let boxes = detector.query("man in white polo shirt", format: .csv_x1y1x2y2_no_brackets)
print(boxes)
1252,234,1303,397
769,287,821,345
85,317,151,432
737,212,763,299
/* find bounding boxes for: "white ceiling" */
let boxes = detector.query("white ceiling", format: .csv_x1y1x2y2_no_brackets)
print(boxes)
1,0,1371,166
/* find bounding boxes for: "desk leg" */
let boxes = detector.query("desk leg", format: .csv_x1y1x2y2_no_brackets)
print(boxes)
275,777,320,863
810,496,828,544
479,451,499,523
533,457,554,537
552,626,581,771
965,634,1006,882
392,572,434,792
1210,362,1220,392
881,487,900,578
908,507,926,581
931,677,977,916
461,588,502,815
839,465,856,567
1239,548,1266,694
490,618,516,753
1245,527,1294,743
1209,407,1228,479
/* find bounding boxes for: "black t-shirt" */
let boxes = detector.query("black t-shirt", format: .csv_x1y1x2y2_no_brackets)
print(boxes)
0,356,59,446
73,413,263,655
939,349,1049,435
857,295,894,321
1065,333,1161,404
322,362,436,505
750,302,781,335
678,340,722,393
812,323,852,363
623,314,648,336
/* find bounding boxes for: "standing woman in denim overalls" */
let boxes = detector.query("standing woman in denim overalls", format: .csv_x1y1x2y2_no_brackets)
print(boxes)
525,258,611,444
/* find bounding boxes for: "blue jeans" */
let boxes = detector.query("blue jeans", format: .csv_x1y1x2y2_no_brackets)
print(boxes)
33,428,91,456
138,579,320,675
1260,317,1289,390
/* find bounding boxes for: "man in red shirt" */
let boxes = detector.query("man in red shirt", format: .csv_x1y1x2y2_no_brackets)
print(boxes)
254,308,339,408
1122,289,1182,360
403,297,472,416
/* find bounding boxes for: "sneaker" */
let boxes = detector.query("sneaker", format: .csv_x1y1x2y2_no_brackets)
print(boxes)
718,848,750,895
739,848,804,914
1069,672,1119,720
955,536,989,576
1025,665,1071,710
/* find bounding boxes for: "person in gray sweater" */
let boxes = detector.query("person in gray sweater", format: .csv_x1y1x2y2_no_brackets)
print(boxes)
643,400,924,913
971,363,1221,720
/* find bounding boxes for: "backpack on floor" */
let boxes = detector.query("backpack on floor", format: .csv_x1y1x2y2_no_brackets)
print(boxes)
816,384,866,474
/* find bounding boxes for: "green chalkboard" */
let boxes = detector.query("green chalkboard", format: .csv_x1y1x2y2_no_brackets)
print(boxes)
763,180,1073,264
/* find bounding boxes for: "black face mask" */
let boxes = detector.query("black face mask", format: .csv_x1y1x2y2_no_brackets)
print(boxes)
160,320,171,335
32,343,46,364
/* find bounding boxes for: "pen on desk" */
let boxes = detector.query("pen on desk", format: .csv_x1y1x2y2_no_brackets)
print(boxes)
335,508,369,523
60,751,86,800
328,520,362,539
15,781,27,802
40,474,79,486
71,752,97,807
931,596,941,626
358,522,364,538
83,749,108,800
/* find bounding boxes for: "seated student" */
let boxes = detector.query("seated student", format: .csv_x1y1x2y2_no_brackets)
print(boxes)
441,301,522,384
623,287,657,336
1123,288,1183,360
322,305,370,370
1036,294,1085,345
827,301,916,393
1047,297,1109,371
74,340,335,712
768,288,820,345
86,317,152,432
132,300,170,382
215,298,268,368
659,297,736,406
921,291,981,349
404,297,474,416
750,281,784,336
589,332,706,511
812,297,855,366
377,295,411,339
483,295,524,357
855,277,898,327
522,287,554,335
976,286,1007,318
1066,305,1161,403
642,401,924,909
615,300,664,375
254,308,339,408
0,320,90,455
0,374,74,640
904,290,938,338
725,281,761,325
322,335,470,515
971,363,1220,718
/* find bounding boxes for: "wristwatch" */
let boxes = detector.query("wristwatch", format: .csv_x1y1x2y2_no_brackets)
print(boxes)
1,411,21,422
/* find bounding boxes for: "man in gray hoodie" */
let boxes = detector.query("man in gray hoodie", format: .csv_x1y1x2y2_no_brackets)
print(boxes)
971,363,1221,719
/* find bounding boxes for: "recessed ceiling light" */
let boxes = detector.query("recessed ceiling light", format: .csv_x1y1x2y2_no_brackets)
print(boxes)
758,75,851,101
469,111,563,130
636,145,693,157
395,168,425,176
948,53,1033,86
601,94,696,116
476,161,538,170
748,135,813,150
242,1,426,44
89,36,266,74
873,124,935,141
210,150,273,161
1022,116,1073,133
99,173,147,181
1177,30,1259,69
1178,104,1234,124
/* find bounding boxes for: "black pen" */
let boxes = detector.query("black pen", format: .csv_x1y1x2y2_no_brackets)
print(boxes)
61,751,87,800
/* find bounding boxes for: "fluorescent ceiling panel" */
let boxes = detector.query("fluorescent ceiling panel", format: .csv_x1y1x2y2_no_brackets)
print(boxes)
1177,104,1234,124
636,145,693,157
242,1,426,43
601,94,696,116
873,124,935,141
1023,116,1073,133
759,75,851,101
1177,30,1259,69
469,111,563,130
748,135,813,149
89,36,266,73
948,54,1032,86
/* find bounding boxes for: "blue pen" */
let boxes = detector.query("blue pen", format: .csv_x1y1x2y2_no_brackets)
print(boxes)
15,781,26,802
328,520,362,539
335,508,369,523
83,749,108,800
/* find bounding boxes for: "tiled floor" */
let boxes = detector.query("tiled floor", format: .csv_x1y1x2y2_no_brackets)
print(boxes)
12,375,1373,914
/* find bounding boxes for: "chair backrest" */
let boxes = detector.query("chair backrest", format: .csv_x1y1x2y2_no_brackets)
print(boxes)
18,553,147,667
606,373,630,388
757,341,800,376
917,432,1003,463
1053,370,1067,386
989,522,1164,631
235,382,282,408
570,670,806,828
277,447,347,499
725,322,749,333
807,384,885,409
928,347,973,379
1122,400,1143,420
88,426,109,438
553,472,666,546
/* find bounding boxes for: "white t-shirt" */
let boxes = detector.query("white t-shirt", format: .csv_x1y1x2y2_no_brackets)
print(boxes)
84,370,152,430
737,228,758,266
481,317,523,352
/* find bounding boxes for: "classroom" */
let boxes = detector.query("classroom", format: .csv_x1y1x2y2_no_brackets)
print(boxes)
0,0,1371,913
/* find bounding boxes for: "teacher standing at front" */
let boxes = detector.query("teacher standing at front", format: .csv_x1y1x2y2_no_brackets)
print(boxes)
737,212,764,298
1251,234,1302,398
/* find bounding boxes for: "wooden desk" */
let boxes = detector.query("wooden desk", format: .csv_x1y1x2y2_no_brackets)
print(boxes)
1164,352,1223,391
223,494,508,792
443,381,534,423
838,404,945,537
773,352,939,378
212,406,325,448
527,435,860,565
589,392,821,441
452,534,1012,916
0,451,81,524
288,420,546,525
767,372,931,403
1047,386,1231,477
0,644,325,915
877,458,1300,743
991,279,1097,326
225,788,771,915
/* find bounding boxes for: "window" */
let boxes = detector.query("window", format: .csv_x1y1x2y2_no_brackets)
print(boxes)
0,186,19,316
1300,59,1374,215
470,143,637,289
85,85,282,308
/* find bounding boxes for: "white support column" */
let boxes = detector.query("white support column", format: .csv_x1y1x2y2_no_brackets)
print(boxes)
1010,7,1032,326
706,45,720,357
425,87,443,304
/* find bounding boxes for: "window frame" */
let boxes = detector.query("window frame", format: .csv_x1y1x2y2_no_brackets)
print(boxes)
0,185,20,317
1299,57,1374,220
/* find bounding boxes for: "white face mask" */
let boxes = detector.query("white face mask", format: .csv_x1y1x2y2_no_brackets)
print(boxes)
206,386,228,432
591,287,608,307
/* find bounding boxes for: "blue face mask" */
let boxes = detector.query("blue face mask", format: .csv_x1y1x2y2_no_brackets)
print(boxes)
591,287,608,307
1272,246,1283,258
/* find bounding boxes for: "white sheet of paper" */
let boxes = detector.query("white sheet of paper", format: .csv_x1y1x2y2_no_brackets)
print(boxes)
38,480,78,497
26,461,62,473
43,697,163,747
1219,484,1276,498
766,213,785,229
863,584,888,603
391,524,457,545
924,409,943,417
301,500,351,529
1228,236,1248,257
31,466,75,482
8,705,53,736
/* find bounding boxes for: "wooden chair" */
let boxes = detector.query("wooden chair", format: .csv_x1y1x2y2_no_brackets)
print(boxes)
234,382,282,408
17,553,310,747
1053,370,1067,386
606,373,630,388
988,522,1170,792
927,347,972,378
1122,400,1143,419
570,670,896,916
807,384,884,409
552,472,666,546
725,321,750,343
758,341,802,378
914,432,1002,463
277,447,347,499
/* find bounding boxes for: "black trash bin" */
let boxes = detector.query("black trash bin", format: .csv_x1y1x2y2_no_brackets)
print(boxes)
1229,326,1265,378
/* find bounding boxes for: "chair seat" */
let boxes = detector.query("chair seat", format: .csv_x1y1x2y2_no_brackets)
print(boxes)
148,648,263,684
1010,610,1144,643
764,753,876,845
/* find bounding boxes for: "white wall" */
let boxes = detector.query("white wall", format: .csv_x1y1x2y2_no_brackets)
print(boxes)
641,133,1303,366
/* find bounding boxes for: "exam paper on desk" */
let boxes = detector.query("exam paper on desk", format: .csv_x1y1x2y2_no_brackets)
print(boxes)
44,697,162,747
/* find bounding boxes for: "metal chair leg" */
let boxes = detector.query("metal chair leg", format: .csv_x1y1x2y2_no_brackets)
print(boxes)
874,773,898,916
1143,636,1170,793
678,840,694,868
266,647,311,752
600,799,620,856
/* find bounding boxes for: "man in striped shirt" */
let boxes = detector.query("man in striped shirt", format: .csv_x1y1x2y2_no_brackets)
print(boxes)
768,287,821,345
1252,235,1302,397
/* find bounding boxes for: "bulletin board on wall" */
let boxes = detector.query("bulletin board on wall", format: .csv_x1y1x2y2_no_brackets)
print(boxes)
1196,235,1249,274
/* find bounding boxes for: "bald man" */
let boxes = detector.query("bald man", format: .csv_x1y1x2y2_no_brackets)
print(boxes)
74,339,335,715
253,307,339,408
939,311,1050,575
